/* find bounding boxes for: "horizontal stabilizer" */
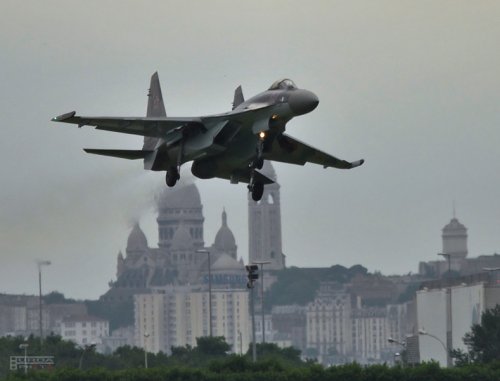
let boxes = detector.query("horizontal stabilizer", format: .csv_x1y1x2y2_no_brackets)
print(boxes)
83,149,153,160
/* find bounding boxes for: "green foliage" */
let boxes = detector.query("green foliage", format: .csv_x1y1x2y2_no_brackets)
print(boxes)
461,305,500,364
6,334,500,380
39,291,135,332
397,282,421,303
42,291,76,304
196,336,230,356
168,337,231,368
85,299,134,331
450,348,472,366
5,361,500,381
246,343,302,365
265,265,368,309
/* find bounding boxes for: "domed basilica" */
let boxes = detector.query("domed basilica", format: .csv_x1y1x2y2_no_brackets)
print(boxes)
102,181,245,302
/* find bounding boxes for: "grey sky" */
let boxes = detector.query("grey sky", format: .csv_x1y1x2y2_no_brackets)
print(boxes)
1,0,499,299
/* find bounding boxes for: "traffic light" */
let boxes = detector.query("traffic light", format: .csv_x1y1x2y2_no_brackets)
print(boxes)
245,264,259,289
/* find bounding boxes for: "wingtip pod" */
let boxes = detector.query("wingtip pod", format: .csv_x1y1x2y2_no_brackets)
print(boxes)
350,159,364,168
51,111,76,122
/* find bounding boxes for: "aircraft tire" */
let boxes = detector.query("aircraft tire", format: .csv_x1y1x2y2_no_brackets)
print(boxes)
251,182,264,201
166,170,179,187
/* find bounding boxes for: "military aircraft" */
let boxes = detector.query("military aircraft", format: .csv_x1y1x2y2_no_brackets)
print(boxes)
52,73,364,201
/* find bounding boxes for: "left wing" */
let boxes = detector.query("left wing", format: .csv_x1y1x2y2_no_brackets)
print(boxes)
51,111,203,138
265,133,364,170
52,105,274,138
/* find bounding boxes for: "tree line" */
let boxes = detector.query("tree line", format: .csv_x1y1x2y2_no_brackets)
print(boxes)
4,305,500,380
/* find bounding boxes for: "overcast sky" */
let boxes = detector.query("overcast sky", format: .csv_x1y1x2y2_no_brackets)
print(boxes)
1,0,499,299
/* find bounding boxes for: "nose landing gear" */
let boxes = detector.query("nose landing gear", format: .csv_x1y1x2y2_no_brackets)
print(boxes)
248,134,266,201
166,167,180,187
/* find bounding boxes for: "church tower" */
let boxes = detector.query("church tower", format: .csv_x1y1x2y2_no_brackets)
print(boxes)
442,215,468,259
248,161,285,270
212,209,238,259
157,182,204,250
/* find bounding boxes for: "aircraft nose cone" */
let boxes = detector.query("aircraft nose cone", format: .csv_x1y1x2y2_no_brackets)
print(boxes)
288,90,319,115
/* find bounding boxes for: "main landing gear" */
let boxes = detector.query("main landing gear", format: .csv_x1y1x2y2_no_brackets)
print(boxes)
249,181,264,201
166,140,184,187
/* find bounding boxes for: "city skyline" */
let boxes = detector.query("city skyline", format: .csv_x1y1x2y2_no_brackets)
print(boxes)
1,1,500,299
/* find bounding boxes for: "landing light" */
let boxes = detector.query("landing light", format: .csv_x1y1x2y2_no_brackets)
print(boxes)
271,114,279,120
259,131,266,139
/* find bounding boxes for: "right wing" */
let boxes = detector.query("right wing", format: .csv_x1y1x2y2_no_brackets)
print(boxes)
52,111,203,138
265,133,364,170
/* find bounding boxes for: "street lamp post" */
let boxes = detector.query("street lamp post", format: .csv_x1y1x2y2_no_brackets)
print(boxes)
196,249,212,337
249,282,256,362
387,337,406,346
419,328,450,366
19,343,28,375
252,261,271,343
245,265,259,362
437,252,453,368
387,338,406,366
36,260,51,347
238,331,243,355
143,333,150,369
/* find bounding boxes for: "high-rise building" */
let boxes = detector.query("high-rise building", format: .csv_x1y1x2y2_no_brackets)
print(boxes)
248,161,285,271
416,274,500,367
134,286,250,354
306,285,353,362
60,315,109,347
352,308,389,363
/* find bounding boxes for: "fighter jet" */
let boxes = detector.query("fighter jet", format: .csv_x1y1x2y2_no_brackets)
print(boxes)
52,73,364,201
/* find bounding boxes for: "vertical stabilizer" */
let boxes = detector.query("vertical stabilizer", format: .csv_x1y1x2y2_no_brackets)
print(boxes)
143,72,166,150
232,85,244,110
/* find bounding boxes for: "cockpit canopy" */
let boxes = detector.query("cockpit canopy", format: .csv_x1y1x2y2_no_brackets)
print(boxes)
268,78,297,91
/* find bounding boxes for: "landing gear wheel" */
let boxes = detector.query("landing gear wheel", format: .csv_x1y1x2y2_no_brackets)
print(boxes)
251,182,264,201
166,169,180,187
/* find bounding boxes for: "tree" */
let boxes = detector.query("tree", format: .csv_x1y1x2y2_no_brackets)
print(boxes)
43,291,76,304
247,343,302,365
459,305,500,363
196,336,230,356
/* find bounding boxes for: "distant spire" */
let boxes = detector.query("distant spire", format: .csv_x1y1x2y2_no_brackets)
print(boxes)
222,208,227,227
